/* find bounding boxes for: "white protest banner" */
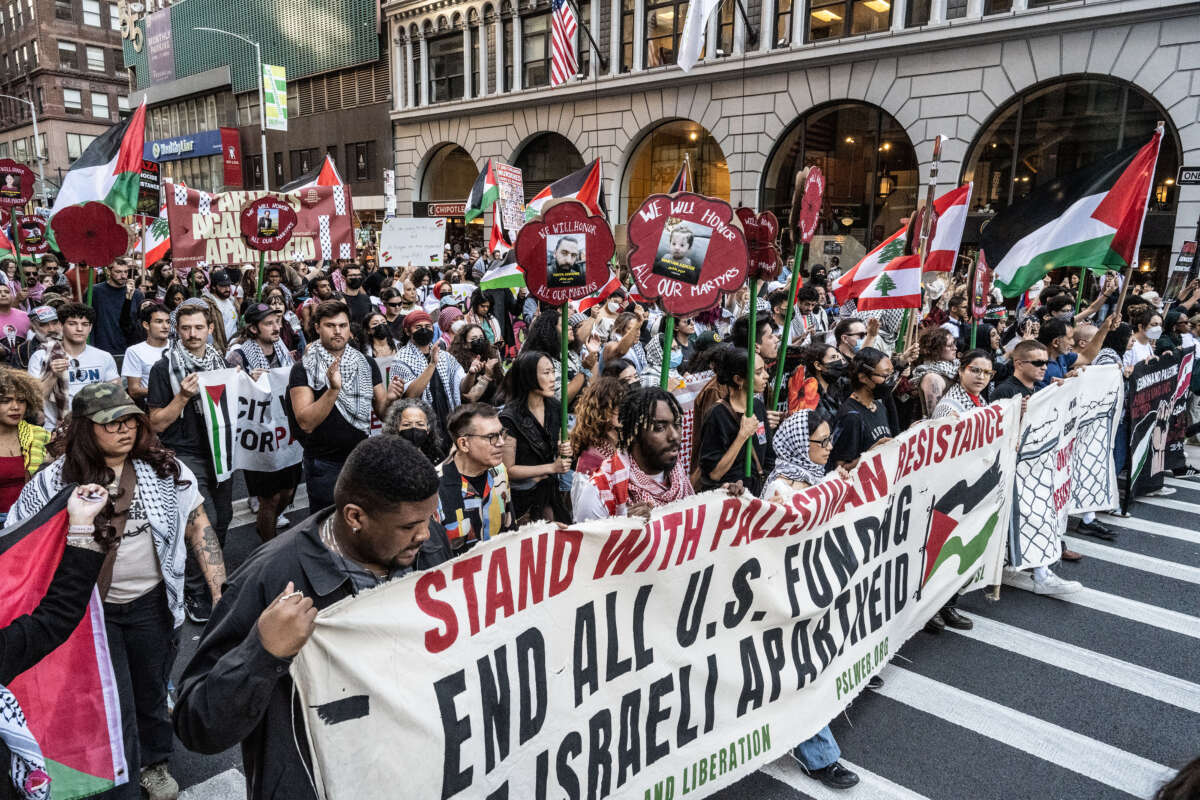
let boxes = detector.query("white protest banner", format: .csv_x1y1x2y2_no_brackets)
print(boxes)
379,217,448,269
1068,364,1123,514
291,402,1019,800
197,367,302,483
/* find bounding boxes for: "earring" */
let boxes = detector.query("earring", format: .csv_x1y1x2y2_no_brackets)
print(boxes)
352,528,360,535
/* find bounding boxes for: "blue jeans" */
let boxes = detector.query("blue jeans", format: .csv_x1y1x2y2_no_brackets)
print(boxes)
304,454,343,513
793,725,841,771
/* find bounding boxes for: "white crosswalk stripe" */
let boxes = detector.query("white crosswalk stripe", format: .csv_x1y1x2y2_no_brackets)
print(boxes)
873,666,1177,799
1062,535,1200,584
179,768,245,800
1055,586,1200,639
1096,513,1200,545
1132,495,1200,515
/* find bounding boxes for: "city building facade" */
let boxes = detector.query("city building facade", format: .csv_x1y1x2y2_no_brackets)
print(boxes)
384,0,1198,280
0,0,131,203
119,0,391,219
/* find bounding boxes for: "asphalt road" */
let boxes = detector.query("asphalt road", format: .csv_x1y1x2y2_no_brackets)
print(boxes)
170,469,1200,800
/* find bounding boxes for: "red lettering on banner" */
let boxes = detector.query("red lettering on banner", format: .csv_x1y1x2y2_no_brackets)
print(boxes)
518,533,548,611
549,528,581,596
636,523,663,572
451,554,485,635
415,571,458,654
676,505,705,565
711,497,742,550
856,454,888,502
484,549,516,627
593,528,652,579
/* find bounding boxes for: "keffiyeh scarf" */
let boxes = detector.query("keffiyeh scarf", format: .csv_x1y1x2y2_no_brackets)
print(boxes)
911,359,959,386
1,684,49,800
237,338,293,371
765,409,826,490
931,383,984,419
627,450,693,506
396,341,461,410
167,340,227,413
37,340,67,425
302,343,374,433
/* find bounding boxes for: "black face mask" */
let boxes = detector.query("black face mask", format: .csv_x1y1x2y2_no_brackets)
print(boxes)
874,374,898,396
411,328,435,347
822,360,847,380
371,324,389,340
347,277,363,290
397,427,429,449
469,337,488,355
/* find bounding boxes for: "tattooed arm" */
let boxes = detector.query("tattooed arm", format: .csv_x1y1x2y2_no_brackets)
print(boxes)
186,505,226,603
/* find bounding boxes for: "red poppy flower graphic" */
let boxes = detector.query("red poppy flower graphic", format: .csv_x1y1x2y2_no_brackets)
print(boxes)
515,199,615,306
736,208,783,281
50,202,131,266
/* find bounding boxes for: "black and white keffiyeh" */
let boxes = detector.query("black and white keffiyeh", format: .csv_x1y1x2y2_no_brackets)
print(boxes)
302,343,374,433
911,359,959,386
394,341,462,410
931,382,983,419
765,410,827,491
167,340,227,413
1,684,49,800
237,338,293,371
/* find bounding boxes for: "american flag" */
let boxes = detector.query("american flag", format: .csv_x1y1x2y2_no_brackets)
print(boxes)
550,0,578,86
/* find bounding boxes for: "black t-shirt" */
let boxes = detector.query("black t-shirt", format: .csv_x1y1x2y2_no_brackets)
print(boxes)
828,396,895,469
146,358,210,460
989,376,1036,400
286,359,382,462
344,292,373,325
698,399,774,495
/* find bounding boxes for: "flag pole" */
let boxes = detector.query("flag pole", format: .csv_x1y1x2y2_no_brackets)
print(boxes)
10,209,24,288
907,134,945,348
770,246,802,411
744,277,758,478
256,250,267,301
1073,265,1087,313
560,0,608,71
659,314,675,389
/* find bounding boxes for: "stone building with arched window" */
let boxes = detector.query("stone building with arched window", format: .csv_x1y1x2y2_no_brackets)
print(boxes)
385,0,1198,282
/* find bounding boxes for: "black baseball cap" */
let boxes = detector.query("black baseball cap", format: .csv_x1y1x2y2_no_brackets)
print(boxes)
210,269,232,286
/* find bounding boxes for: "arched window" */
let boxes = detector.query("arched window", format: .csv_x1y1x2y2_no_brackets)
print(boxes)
622,120,729,220
964,76,1181,277
762,102,918,254
420,144,478,202
514,132,585,202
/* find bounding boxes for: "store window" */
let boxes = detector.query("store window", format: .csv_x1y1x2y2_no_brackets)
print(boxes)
513,132,584,202
63,87,82,112
86,45,103,71
522,13,550,88
429,32,465,102
761,102,918,253
807,0,890,41
622,120,730,220
81,0,99,25
90,92,108,119
420,143,477,202
619,0,634,71
645,0,687,67
57,40,77,69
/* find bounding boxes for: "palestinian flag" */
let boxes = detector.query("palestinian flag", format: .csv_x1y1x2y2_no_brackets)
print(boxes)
139,205,170,267
526,159,606,220
279,154,344,192
922,456,1002,586
480,251,524,290
202,378,235,483
983,127,1162,298
0,224,14,261
832,227,906,304
49,102,146,219
0,485,128,799
465,159,500,223
856,254,922,310
668,159,692,193
488,205,513,257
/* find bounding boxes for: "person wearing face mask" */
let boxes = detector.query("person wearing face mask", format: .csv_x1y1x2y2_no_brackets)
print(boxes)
1155,309,1191,355
791,343,847,417
832,317,873,361
450,323,502,404
340,264,373,325
358,312,400,375
828,347,899,472
395,309,466,446
381,397,447,464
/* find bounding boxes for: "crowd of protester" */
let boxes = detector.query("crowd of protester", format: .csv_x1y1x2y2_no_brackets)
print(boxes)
1,244,1199,800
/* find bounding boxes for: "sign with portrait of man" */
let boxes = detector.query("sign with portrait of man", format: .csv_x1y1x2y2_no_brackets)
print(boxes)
546,233,586,288
516,199,614,306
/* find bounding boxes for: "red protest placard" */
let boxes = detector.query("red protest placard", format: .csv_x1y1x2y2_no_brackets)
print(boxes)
0,159,34,208
49,202,131,266
16,215,49,255
627,193,749,315
791,166,825,244
240,196,298,252
736,208,783,281
515,199,614,306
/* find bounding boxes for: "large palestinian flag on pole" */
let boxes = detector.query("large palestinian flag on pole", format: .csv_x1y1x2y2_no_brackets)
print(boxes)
464,160,500,223
525,159,606,220
0,486,128,799
278,154,344,192
983,127,1162,298
49,102,146,219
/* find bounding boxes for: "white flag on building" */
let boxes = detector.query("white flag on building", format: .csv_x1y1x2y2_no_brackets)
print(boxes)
676,0,722,71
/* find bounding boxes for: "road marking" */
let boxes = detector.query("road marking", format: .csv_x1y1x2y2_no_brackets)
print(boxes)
952,614,1200,714
1062,536,1200,585
180,769,245,800
1164,477,1200,490
876,666,1176,800
1056,587,1200,640
1133,495,1200,515
229,485,309,530
1097,514,1200,546
760,755,929,800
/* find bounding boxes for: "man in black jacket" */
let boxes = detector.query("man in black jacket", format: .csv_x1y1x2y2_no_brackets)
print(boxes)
173,436,450,800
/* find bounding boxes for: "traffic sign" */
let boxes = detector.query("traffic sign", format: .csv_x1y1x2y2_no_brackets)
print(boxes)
1177,166,1200,185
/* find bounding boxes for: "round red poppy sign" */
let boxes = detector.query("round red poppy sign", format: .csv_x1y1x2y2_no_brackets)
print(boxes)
0,159,35,209
240,197,298,252
736,208,783,282
790,166,826,244
515,199,615,306
16,215,49,255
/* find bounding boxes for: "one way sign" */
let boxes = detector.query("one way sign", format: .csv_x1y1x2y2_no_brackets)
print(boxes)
1178,166,1200,185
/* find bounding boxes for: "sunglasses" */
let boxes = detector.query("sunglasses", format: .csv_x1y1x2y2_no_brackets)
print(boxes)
1020,359,1049,368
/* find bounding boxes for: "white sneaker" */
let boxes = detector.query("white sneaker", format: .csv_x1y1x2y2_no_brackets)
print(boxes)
248,496,260,513
1001,568,1036,592
1146,486,1176,497
277,514,289,528
1032,568,1082,596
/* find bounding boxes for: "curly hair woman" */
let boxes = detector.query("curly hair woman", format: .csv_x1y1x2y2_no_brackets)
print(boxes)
570,377,627,476
450,322,503,404
0,366,49,520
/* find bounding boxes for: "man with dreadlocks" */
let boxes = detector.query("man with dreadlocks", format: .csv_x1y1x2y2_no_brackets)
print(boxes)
574,385,695,521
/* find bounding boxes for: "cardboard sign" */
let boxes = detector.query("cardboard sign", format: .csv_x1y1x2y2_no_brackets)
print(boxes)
16,215,49,255
515,199,614,305
137,160,161,218
240,196,298,251
379,217,447,268
792,166,825,244
0,159,35,208
628,193,749,315
495,163,525,235
736,208,782,281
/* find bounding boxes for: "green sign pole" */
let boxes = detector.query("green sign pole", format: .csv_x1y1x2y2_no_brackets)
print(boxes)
560,303,570,442
770,242,805,411
659,315,675,389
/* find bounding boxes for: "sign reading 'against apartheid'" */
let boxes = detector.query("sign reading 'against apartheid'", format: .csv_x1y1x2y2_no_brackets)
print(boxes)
292,402,1019,800
196,367,302,483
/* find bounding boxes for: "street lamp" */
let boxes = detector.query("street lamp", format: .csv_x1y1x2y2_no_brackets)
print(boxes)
193,26,270,191
0,92,48,207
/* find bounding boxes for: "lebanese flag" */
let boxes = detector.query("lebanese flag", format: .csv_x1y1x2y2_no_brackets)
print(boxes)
465,159,501,223
139,205,170,267
578,270,620,311
49,102,146,219
526,159,606,220
0,486,128,799
856,254,922,310
831,227,906,304
924,182,973,272
278,154,344,192
983,127,1162,298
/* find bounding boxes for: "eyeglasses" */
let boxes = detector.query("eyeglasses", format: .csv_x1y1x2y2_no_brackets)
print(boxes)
100,416,138,434
1019,359,1049,368
966,366,994,377
811,435,834,449
464,431,507,446
386,301,405,308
